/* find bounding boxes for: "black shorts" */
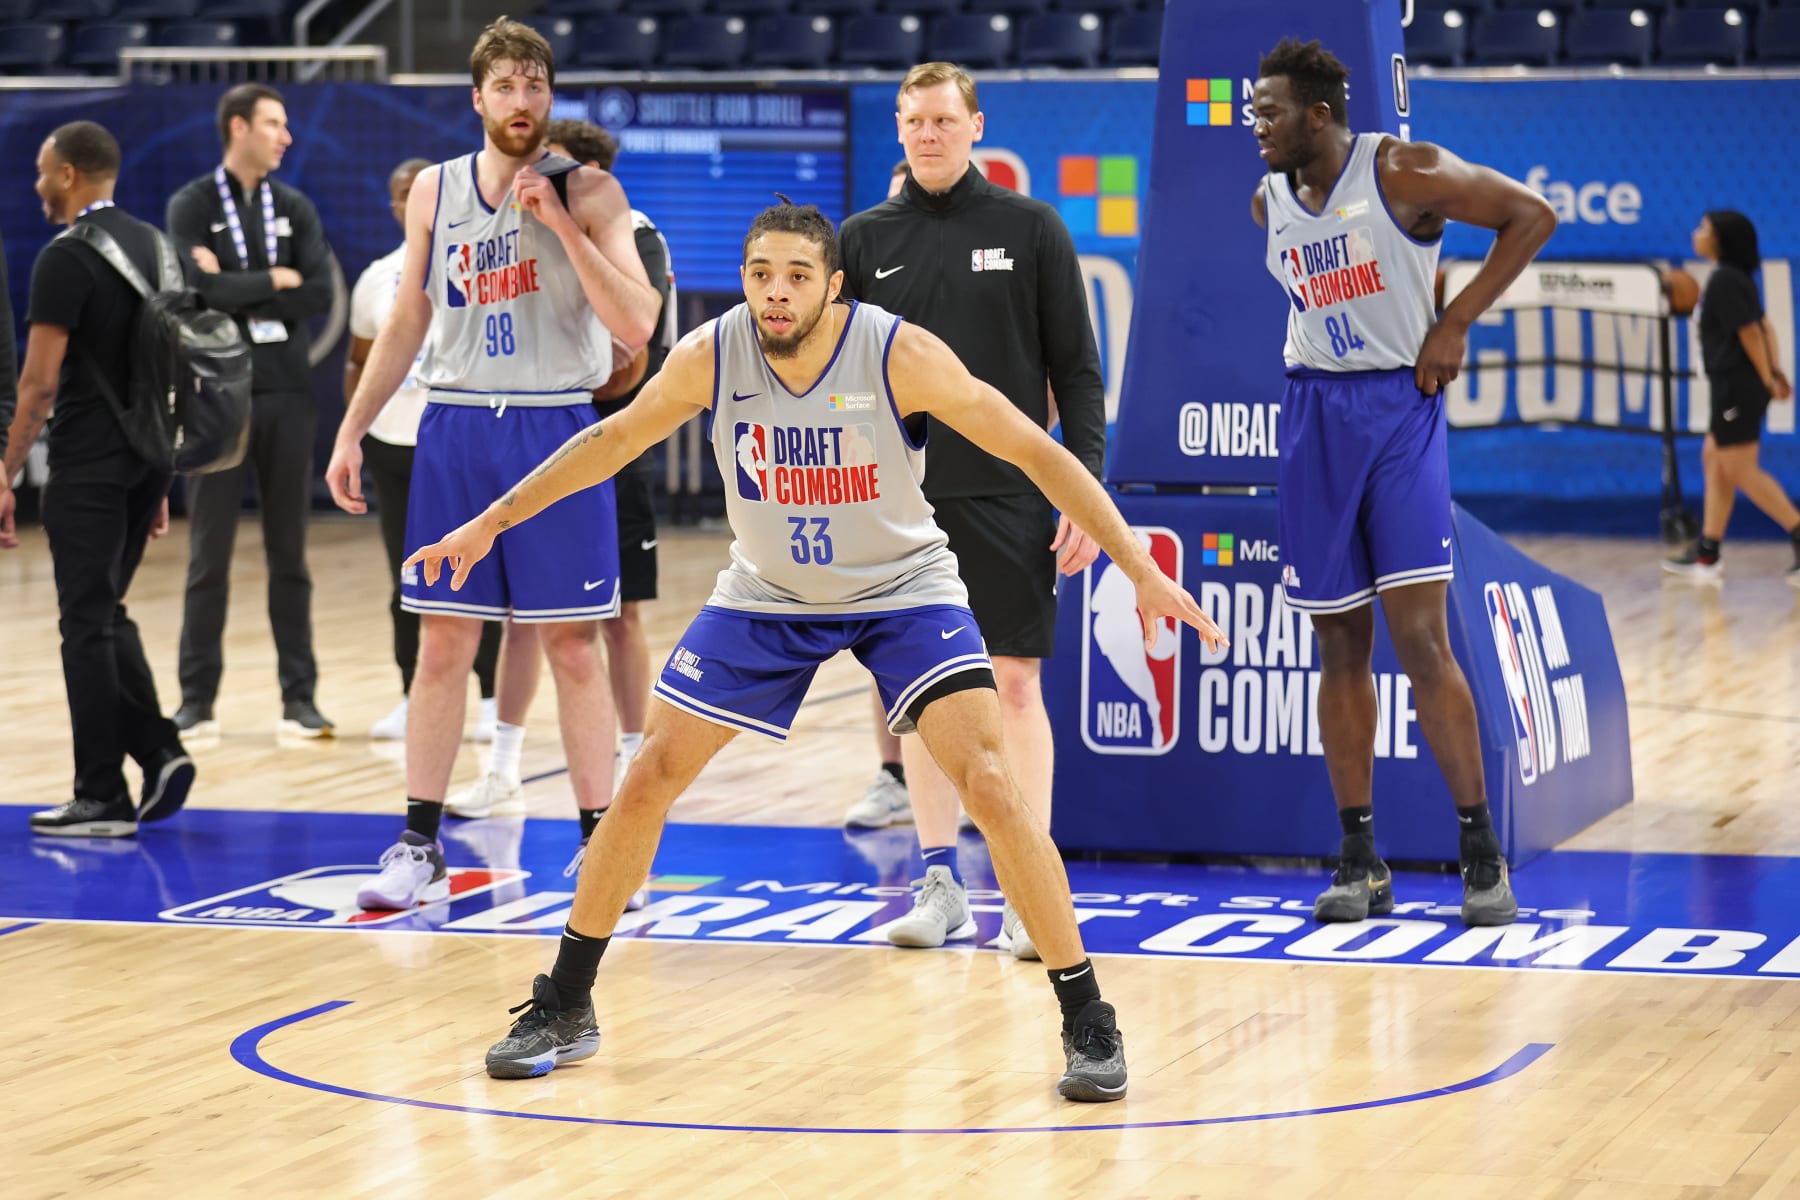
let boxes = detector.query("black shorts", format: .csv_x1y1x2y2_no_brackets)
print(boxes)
1710,370,1772,447
933,492,1059,659
614,469,658,603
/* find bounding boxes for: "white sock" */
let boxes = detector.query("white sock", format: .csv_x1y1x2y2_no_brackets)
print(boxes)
491,721,525,786
618,730,644,764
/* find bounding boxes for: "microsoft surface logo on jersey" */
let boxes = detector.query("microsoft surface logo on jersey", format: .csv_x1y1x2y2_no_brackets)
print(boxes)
1201,533,1235,566
446,243,475,308
733,422,770,502
1058,155,1138,239
1186,78,1235,126
1081,528,1182,755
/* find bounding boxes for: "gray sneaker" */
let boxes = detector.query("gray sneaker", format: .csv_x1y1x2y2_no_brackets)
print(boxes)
1460,856,1519,926
999,900,1039,960
1313,858,1395,923
886,865,976,947
845,770,911,829
1057,999,1128,1102
484,974,601,1079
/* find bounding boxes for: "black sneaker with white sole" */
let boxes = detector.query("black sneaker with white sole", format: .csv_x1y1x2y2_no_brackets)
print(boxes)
139,747,195,823
279,700,335,739
485,974,601,1080
1057,999,1128,1102
30,796,138,838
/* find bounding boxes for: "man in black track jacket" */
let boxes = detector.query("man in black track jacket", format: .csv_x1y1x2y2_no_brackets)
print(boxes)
838,62,1107,962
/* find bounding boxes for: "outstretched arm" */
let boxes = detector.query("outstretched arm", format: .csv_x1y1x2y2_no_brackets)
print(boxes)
890,324,1226,650
405,323,716,590
1381,139,1556,394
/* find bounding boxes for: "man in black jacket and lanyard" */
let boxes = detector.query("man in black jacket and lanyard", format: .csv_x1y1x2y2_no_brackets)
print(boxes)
839,63,1108,960
168,83,337,740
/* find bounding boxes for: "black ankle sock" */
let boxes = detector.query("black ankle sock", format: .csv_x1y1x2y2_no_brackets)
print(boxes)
1697,535,1721,563
1456,803,1492,832
1048,959,1102,1029
579,808,604,840
405,798,442,841
881,761,905,786
1338,805,1374,839
1460,825,1503,862
549,925,610,1006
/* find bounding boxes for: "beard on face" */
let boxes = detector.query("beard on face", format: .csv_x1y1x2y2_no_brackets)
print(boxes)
755,296,829,360
484,109,546,158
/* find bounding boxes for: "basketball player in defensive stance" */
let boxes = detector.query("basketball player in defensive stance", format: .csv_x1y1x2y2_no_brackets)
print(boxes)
408,199,1229,1101
1250,39,1556,925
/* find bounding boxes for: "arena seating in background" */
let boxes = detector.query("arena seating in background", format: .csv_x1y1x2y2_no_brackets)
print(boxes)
0,0,1792,74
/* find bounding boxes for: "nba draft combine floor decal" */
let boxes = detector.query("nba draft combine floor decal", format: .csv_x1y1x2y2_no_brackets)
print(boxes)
8,807,1800,982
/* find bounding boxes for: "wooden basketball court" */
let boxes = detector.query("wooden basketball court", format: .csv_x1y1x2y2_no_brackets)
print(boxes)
4,514,1800,1197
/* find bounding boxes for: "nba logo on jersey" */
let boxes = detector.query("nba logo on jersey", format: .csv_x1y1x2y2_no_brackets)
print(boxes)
1080,528,1182,755
733,422,770,502
1281,247,1308,312
1484,580,1547,786
446,244,475,309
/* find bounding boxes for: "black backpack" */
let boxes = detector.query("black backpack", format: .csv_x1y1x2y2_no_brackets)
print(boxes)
58,221,252,475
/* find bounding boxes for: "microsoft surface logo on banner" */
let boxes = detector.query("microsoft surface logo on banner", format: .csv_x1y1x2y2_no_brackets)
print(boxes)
1201,533,1235,566
1058,155,1138,238
1186,78,1235,126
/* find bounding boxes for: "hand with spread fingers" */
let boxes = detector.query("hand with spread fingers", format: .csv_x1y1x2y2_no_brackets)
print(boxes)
1129,564,1228,653
403,514,500,593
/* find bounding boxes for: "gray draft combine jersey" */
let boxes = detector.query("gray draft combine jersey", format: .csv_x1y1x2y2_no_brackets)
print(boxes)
1262,133,1441,373
420,151,611,396
706,301,970,615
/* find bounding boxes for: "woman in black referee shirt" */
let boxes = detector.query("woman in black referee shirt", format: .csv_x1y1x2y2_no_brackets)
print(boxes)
1664,210,1800,583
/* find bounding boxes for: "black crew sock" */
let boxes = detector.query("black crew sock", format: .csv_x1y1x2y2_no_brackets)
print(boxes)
549,925,610,1008
1337,805,1376,862
1696,535,1721,564
881,761,906,787
579,807,604,840
405,798,443,842
1049,959,1103,1030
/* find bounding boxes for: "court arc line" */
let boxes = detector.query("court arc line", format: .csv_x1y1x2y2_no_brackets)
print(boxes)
232,1001,1554,1135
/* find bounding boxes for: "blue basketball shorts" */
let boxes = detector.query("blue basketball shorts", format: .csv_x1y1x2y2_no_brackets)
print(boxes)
1277,367,1454,614
401,401,620,623
653,604,993,742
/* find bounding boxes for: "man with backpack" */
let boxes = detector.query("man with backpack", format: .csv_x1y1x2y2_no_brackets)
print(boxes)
1,120,197,836
168,83,337,741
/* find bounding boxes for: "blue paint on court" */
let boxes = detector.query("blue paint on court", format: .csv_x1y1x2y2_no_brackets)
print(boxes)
229,999,1556,1134
6,806,1800,978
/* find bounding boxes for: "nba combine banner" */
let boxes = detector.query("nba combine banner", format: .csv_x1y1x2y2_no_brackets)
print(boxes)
1044,496,1632,866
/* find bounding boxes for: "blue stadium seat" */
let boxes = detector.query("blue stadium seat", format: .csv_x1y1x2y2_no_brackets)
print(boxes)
68,20,151,67
1048,0,1132,13
711,0,789,14
1468,9,1560,65
1563,8,1653,66
536,0,623,13
1659,7,1748,65
35,0,118,19
196,0,287,16
881,0,962,14
983,0,1053,16
1015,11,1103,66
659,15,749,67
0,22,66,70
1404,8,1468,65
1489,0,1571,9
747,13,834,66
115,0,197,15
575,15,660,68
0,0,36,18
1583,0,1661,8
159,19,239,46
630,0,705,16
1413,0,1489,11
838,13,922,66
927,12,1015,66
1106,8,1159,65
522,15,577,64
1759,7,1800,64
790,0,875,14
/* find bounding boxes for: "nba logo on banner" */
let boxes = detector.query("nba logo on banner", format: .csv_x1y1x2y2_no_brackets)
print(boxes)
1081,527,1181,755
446,244,474,308
733,422,770,502
1483,580,1557,786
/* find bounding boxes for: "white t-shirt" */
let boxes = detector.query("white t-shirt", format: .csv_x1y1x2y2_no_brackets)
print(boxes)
350,244,429,446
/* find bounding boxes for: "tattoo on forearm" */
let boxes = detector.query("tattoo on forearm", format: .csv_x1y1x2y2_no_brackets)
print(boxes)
496,520,512,530
518,424,605,494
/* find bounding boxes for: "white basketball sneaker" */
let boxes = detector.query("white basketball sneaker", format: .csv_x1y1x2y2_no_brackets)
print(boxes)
445,772,526,819
356,831,449,910
369,699,408,742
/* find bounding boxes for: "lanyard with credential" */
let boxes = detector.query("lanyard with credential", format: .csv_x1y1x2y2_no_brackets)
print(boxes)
213,165,277,269
77,200,115,218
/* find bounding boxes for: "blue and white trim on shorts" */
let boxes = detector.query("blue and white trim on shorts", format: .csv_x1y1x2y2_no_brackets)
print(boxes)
1280,561,1455,615
400,581,621,623
653,681,794,742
